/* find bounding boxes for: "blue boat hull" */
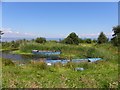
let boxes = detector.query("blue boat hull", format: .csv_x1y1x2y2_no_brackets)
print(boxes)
32,51,61,55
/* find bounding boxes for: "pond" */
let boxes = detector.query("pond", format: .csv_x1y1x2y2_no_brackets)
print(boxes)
0,50,102,64
0,50,62,63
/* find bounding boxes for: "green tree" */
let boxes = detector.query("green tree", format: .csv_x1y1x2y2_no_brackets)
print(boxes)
35,37,46,43
92,39,97,43
0,31,4,39
85,38,92,44
63,32,79,45
79,38,84,43
111,25,120,46
11,40,20,48
97,32,108,44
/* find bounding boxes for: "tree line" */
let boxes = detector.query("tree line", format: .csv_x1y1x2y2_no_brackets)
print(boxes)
33,25,120,46
0,25,120,48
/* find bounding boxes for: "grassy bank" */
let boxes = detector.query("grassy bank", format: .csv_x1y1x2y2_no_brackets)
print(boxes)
18,42,88,59
12,50,33,55
18,42,118,60
2,58,118,88
0,48,19,52
2,43,119,88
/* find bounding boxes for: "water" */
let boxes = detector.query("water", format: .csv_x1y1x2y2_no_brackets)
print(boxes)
0,51,41,63
1,51,67,63
1,51,102,64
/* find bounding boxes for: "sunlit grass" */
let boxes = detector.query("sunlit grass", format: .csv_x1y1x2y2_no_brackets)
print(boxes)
2,58,118,88
2,43,119,88
12,50,33,55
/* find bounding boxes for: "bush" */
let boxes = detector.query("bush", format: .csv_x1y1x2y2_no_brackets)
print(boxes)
97,32,108,44
63,32,79,45
111,25,120,46
35,37,46,44
85,38,92,44
79,38,84,43
92,39,97,43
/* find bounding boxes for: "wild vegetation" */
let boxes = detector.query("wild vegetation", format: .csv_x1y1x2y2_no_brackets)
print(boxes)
61,32,80,45
97,32,108,44
111,25,120,46
1,25,119,88
1,43,118,88
1,42,119,88
35,37,46,44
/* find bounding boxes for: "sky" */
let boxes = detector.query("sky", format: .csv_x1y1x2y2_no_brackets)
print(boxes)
2,0,120,2
1,2,118,38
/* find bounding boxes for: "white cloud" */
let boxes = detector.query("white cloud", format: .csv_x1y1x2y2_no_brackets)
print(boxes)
78,32,113,38
0,27,36,37
78,33,99,38
105,32,114,36
24,32,35,36
1,28,13,33
0,27,114,38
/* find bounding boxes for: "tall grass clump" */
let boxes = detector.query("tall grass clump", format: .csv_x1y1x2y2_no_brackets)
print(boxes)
95,43,118,61
2,58,15,66
86,47,97,58
30,61,47,70
19,43,45,53
77,62,94,70
53,62,63,68
19,42,89,58
64,62,76,69
19,42,118,61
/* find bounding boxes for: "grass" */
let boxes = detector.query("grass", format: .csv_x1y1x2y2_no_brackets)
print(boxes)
0,56,1,89
18,42,118,60
18,42,95,58
12,50,33,55
1,43,119,88
14,42,89,58
0,48,19,52
2,58,118,88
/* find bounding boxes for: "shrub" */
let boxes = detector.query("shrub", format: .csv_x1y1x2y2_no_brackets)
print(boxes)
97,32,108,44
111,25,120,46
79,38,84,43
35,37,46,44
62,32,79,45
85,38,92,44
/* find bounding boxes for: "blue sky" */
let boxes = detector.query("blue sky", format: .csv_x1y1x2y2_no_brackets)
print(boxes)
2,2,118,38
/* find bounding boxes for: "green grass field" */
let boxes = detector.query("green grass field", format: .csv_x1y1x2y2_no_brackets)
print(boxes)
1,43,119,88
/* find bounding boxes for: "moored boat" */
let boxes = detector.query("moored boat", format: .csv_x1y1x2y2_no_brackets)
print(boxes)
32,50,61,55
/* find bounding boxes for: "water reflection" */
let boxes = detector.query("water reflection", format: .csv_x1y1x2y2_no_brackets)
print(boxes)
0,51,61,63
